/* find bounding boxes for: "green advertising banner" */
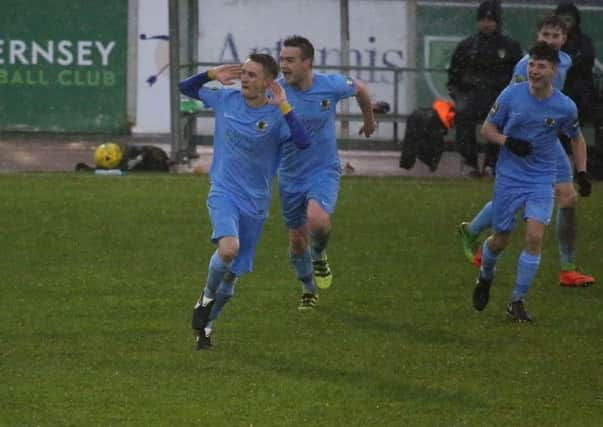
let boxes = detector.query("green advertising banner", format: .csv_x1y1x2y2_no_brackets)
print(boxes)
0,0,128,133
416,2,603,108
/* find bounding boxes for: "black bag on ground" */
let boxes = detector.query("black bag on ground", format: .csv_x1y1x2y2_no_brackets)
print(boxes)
400,107,446,172
125,146,170,172
76,145,171,172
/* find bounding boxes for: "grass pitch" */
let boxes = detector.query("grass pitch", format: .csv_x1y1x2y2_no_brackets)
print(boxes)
1,173,601,426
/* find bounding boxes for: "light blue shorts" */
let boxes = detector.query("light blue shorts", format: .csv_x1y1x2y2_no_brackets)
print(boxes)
279,167,341,229
492,183,555,233
207,192,266,276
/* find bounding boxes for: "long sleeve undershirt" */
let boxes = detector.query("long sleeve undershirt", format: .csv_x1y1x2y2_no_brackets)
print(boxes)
179,71,310,150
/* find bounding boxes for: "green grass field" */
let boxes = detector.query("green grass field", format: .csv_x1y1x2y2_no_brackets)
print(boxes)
1,173,602,426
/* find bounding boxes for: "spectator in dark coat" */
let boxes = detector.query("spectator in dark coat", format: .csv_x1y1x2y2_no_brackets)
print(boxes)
554,2,597,124
447,0,523,176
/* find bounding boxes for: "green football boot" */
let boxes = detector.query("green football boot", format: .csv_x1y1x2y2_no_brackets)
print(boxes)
458,222,479,264
298,293,319,311
313,254,332,289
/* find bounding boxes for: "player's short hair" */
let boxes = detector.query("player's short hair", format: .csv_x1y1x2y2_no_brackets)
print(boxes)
536,13,568,34
529,41,560,65
247,53,279,79
283,35,315,63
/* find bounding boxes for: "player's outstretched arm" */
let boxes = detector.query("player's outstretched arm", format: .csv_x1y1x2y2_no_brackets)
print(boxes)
179,64,241,99
481,121,532,156
571,132,591,197
268,81,311,150
571,132,588,175
179,72,210,99
480,121,506,146
355,80,376,138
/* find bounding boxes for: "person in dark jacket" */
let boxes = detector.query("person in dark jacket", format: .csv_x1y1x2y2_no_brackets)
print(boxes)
554,2,596,124
554,3,603,179
447,0,522,176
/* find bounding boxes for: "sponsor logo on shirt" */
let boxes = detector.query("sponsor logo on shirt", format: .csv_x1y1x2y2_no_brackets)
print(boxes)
320,99,331,110
256,120,268,132
545,117,556,127
489,102,499,116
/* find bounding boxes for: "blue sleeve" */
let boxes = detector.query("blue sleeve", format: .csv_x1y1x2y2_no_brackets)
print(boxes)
560,99,580,140
486,86,512,129
329,74,357,101
510,56,528,85
199,87,221,109
283,110,311,149
178,72,211,100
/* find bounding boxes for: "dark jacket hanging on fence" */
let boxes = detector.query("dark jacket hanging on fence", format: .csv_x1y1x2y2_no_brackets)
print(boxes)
400,100,455,172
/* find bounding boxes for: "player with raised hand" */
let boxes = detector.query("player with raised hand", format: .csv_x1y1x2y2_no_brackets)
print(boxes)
207,63,242,85
179,54,311,350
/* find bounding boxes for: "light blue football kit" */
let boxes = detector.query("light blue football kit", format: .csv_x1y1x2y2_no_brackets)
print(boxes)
487,82,579,232
467,50,574,237
512,51,573,183
278,72,357,229
479,81,579,304
180,69,312,341
199,86,294,275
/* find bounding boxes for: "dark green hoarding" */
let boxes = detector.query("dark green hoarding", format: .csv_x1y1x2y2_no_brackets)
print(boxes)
416,2,603,107
0,1,128,133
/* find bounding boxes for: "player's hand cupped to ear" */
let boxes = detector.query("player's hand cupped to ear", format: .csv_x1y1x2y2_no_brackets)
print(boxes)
209,64,242,85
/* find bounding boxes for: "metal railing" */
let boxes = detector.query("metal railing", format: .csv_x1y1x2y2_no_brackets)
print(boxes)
179,62,448,152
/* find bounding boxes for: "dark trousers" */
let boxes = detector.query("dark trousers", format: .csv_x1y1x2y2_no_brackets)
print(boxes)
454,91,496,169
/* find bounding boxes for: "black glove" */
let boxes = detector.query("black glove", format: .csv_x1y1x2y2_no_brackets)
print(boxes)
576,171,592,197
505,137,533,157
371,101,391,114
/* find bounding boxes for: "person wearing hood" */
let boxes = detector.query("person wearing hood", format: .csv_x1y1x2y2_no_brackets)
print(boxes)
447,0,523,176
554,2,596,124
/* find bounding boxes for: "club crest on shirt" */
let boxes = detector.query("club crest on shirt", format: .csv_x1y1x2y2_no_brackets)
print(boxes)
489,102,499,116
320,99,331,110
545,117,556,127
256,120,268,132
514,74,526,83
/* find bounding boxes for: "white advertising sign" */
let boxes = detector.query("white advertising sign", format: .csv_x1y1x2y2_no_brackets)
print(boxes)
134,0,170,133
134,0,409,136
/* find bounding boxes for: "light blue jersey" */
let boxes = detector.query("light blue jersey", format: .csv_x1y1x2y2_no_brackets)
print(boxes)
199,87,292,217
487,82,579,186
511,50,572,89
277,72,357,189
511,50,574,183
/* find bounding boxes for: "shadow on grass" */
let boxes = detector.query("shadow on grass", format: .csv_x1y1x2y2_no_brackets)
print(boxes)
226,344,486,411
